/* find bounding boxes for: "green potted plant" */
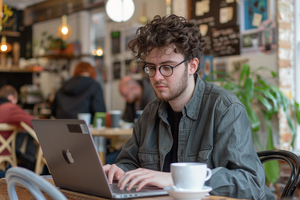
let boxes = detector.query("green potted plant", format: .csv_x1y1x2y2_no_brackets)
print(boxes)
206,64,300,185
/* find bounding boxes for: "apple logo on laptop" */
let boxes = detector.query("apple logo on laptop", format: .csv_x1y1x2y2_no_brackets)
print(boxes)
62,149,74,164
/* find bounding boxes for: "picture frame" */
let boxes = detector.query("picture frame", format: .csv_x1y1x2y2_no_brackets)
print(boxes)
240,0,269,33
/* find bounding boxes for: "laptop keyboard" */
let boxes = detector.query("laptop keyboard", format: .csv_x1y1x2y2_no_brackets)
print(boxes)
111,184,143,194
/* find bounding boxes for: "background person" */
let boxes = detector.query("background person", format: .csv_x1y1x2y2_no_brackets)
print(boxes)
0,85,37,173
51,61,106,122
119,76,156,123
103,14,274,200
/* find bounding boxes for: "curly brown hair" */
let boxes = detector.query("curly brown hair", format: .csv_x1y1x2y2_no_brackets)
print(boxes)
128,14,206,72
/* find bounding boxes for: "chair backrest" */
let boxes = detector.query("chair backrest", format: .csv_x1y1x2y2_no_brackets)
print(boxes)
20,121,47,175
257,150,300,199
5,167,67,200
0,123,18,171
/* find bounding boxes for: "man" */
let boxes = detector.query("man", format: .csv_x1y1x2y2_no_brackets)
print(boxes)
0,85,34,129
119,76,156,122
104,15,274,199
0,85,36,171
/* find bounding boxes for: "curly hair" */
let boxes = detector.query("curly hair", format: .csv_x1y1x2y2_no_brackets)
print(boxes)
73,62,97,79
127,14,206,72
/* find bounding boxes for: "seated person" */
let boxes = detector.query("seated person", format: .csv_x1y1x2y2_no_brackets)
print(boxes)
106,77,156,164
103,14,274,200
119,76,156,123
51,61,106,121
0,85,37,171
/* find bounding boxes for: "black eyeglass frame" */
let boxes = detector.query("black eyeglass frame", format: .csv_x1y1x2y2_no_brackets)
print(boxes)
142,59,188,78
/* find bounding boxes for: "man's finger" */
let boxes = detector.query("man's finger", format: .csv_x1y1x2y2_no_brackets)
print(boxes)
107,164,118,184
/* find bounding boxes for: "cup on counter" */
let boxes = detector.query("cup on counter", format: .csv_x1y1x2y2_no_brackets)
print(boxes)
93,112,106,128
136,110,143,119
77,113,91,125
109,110,122,129
171,162,212,191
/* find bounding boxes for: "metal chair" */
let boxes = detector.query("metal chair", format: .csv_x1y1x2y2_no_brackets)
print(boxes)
20,121,48,175
257,149,300,199
0,123,18,171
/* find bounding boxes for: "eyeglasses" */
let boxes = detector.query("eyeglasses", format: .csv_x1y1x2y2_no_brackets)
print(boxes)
142,59,187,77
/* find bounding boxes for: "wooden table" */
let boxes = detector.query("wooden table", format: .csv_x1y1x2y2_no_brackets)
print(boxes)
89,127,133,164
0,178,241,200
89,127,133,138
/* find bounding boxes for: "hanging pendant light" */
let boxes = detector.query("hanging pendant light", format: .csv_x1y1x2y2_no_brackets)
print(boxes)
57,15,72,40
92,46,103,57
105,0,135,23
0,36,12,53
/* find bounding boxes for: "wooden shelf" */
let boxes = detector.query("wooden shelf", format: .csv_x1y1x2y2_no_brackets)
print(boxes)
35,54,93,59
0,31,21,37
0,67,42,73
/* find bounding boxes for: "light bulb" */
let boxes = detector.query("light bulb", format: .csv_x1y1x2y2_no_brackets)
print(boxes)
96,48,103,56
1,44,7,51
105,0,135,22
61,26,69,35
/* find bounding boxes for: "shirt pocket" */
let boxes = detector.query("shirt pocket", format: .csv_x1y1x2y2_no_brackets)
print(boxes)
138,152,160,171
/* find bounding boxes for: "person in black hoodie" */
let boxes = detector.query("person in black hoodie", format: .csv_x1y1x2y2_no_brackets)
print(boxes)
51,62,106,121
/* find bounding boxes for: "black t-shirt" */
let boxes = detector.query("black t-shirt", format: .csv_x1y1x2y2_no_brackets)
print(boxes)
162,103,183,172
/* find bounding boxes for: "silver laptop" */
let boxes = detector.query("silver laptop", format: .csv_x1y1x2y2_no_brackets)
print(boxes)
31,119,168,199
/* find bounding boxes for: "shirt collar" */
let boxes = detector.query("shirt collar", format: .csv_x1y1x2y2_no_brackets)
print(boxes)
158,74,205,121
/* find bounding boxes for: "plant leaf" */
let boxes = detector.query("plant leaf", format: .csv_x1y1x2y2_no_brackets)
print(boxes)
264,160,280,183
239,64,250,87
244,77,254,100
285,109,296,148
262,111,280,183
294,101,300,124
251,66,277,78
252,132,263,151
254,86,279,113
240,95,260,131
254,94,273,118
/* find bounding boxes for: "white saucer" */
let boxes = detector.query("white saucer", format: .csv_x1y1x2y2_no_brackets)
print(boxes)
164,186,212,200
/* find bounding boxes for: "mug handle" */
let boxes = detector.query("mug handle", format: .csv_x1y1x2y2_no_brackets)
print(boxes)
205,168,212,181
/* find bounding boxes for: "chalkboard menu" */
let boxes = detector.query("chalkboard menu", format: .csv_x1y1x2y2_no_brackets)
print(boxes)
190,0,240,57
111,31,121,54
191,0,237,28
211,25,240,57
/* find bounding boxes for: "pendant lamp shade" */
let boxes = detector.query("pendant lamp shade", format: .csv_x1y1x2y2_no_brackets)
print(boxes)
105,0,135,23
57,15,72,40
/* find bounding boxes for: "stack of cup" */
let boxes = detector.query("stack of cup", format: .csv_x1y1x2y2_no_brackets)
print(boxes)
109,110,122,129
93,112,106,128
134,110,143,123
77,113,91,125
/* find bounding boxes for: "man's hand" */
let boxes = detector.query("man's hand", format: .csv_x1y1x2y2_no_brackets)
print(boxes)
118,168,173,191
103,164,125,184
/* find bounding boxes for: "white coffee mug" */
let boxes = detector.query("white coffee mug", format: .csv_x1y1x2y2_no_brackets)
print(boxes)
77,113,91,125
171,162,212,191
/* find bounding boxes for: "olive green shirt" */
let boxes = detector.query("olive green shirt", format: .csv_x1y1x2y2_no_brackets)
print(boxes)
115,74,274,200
